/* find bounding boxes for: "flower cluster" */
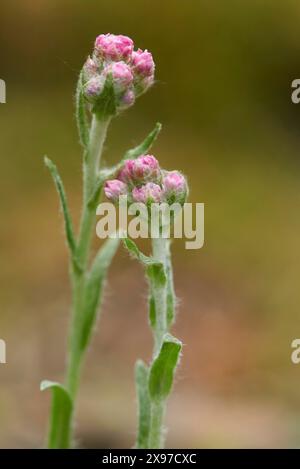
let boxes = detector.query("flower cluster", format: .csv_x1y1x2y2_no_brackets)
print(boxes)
82,34,155,114
104,154,188,206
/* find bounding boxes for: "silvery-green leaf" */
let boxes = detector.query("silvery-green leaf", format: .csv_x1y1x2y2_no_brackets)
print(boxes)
149,334,182,402
40,380,72,449
44,157,81,273
123,238,166,289
75,70,89,149
123,122,162,160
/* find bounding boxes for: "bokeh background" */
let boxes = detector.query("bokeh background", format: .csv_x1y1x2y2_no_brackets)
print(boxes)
1,0,300,448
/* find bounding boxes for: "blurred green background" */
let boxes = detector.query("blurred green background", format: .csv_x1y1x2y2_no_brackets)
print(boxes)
1,0,300,448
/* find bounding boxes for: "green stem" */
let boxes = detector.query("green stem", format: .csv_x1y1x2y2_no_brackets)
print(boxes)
48,115,110,448
77,116,111,267
148,400,165,449
148,237,169,448
152,237,168,354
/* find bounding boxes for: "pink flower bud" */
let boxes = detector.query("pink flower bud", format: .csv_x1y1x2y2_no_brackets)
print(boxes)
104,61,133,92
118,155,161,184
140,75,155,91
120,89,135,109
83,76,105,102
163,171,188,204
104,179,128,201
132,49,155,77
83,56,99,80
95,34,134,62
132,182,163,204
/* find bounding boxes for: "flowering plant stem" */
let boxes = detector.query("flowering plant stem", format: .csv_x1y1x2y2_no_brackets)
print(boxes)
43,110,120,449
125,236,182,449
151,237,168,354
66,116,110,401
147,237,168,448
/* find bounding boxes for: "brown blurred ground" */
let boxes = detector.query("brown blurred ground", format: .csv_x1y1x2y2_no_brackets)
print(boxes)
1,0,300,448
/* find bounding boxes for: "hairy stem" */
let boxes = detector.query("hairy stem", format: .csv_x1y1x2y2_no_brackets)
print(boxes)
77,116,111,267
48,115,110,448
148,400,165,449
148,237,169,448
152,237,168,354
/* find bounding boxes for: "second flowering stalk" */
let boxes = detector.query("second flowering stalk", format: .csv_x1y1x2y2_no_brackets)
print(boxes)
105,154,188,448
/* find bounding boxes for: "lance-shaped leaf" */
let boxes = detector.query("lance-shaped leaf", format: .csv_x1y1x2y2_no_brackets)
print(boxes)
149,334,182,402
44,157,81,272
80,236,120,350
135,360,151,449
123,238,156,266
123,238,166,285
40,380,72,449
75,70,89,149
123,122,162,160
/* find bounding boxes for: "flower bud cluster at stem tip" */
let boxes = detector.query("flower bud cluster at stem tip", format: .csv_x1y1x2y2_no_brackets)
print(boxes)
104,154,188,206
82,34,155,115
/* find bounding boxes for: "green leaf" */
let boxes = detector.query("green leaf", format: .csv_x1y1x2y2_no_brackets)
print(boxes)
149,334,182,402
123,238,166,288
123,238,161,267
40,380,72,449
146,263,167,288
80,236,120,350
92,74,117,118
123,122,162,160
123,238,152,265
135,360,151,449
44,157,81,272
75,70,89,149
149,294,156,329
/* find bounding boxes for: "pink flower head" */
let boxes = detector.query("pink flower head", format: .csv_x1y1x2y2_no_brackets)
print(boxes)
95,34,134,62
132,182,163,204
104,179,128,202
132,49,155,77
163,171,188,204
118,155,161,184
84,76,105,101
104,61,133,92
